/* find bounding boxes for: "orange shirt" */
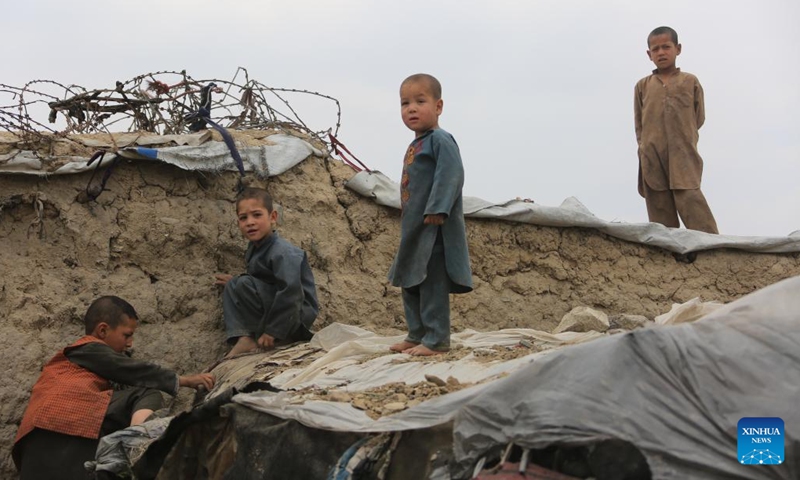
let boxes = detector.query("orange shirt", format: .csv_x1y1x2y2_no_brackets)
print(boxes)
14,336,113,444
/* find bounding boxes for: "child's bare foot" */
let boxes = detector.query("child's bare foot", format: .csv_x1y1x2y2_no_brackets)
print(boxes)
403,344,444,356
390,340,419,352
225,336,258,358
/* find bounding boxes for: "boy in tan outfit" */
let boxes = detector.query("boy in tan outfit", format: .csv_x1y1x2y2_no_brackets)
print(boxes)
634,26,719,234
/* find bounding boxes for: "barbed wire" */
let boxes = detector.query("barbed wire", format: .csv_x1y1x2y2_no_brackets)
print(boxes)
0,67,342,153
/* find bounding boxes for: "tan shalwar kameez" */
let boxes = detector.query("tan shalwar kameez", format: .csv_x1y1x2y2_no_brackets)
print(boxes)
634,69,718,234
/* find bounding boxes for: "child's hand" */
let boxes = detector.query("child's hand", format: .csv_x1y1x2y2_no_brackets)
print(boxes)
424,214,446,225
180,373,215,391
257,333,275,349
214,274,233,285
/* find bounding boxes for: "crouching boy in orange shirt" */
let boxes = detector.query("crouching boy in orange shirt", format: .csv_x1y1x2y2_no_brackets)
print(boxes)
13,295,215,480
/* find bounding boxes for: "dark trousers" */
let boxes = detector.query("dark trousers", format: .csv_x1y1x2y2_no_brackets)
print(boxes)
16,387,163,479
100,386,164,435
402,244,451,350
222,275,313,343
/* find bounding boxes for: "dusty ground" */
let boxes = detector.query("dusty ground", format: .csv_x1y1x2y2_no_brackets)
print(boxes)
308,379,473,420
1,132,799,476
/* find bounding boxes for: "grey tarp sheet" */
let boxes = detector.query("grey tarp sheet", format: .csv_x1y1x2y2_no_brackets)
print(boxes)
0,133,322,176
451,275,800,480
85,417,172,477
345,170,800,254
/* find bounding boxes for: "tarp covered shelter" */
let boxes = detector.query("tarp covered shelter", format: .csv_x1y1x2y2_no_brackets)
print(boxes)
452,275,800,479
89,275,799,479
5,132,796,478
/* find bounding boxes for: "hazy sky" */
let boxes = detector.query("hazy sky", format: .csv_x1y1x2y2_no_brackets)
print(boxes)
5,0,799,236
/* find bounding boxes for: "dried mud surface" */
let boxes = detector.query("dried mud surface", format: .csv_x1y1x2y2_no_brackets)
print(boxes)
299,343,540,420
1,145,799,476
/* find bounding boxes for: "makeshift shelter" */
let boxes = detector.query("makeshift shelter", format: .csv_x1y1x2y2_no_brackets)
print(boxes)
452,274,800,479
86,275,800,479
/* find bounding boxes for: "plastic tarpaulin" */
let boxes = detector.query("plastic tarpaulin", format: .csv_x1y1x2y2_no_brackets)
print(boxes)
345,170,800,254
451,275,800,480
229,324,604,433
0,133,322,176
86,417,173,477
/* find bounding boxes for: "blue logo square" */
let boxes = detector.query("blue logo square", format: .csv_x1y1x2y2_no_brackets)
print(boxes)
738,417,784,465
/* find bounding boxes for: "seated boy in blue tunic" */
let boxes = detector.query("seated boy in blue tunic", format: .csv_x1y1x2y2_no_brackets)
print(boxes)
215,188,319,357
388,73,473,356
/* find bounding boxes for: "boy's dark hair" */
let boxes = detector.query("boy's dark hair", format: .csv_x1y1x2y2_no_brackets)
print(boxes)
84,296,138,334
648,26,678,46
402,74,442,101
236,187,274,212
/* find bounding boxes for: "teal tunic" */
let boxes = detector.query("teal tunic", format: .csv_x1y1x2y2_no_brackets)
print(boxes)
224,232,319,341
388,129,472,293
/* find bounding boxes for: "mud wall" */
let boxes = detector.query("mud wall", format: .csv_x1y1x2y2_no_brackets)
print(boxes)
1,156,798,476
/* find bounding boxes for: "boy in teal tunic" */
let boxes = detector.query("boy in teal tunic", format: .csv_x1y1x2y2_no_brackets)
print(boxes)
215,188,319,357
388,73,473,356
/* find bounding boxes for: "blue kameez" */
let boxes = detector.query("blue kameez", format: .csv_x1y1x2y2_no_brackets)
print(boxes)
388,129,472,349
223,232,318,342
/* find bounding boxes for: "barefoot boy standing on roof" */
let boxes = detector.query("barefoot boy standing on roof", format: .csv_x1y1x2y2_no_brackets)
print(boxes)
635,26,719,234
388,73,473,356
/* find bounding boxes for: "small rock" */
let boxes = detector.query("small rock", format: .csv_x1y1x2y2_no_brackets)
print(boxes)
328,391,351,402
446,376,460,386
383,402,406,412
554,306,609,333
159,217,180,225
473,348,494,357
425,374,447,386
352,398,369,410
389,393,408,403
608,314,651,330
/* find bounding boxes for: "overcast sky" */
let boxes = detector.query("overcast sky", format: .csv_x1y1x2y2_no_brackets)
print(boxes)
5,0,799,236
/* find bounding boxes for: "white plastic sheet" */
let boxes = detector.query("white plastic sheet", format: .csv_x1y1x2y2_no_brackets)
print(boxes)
346,170,800,254
654,297,724,325
0,133,322,176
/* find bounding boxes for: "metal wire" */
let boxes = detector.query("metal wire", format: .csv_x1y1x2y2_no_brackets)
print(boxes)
0,67,342,153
